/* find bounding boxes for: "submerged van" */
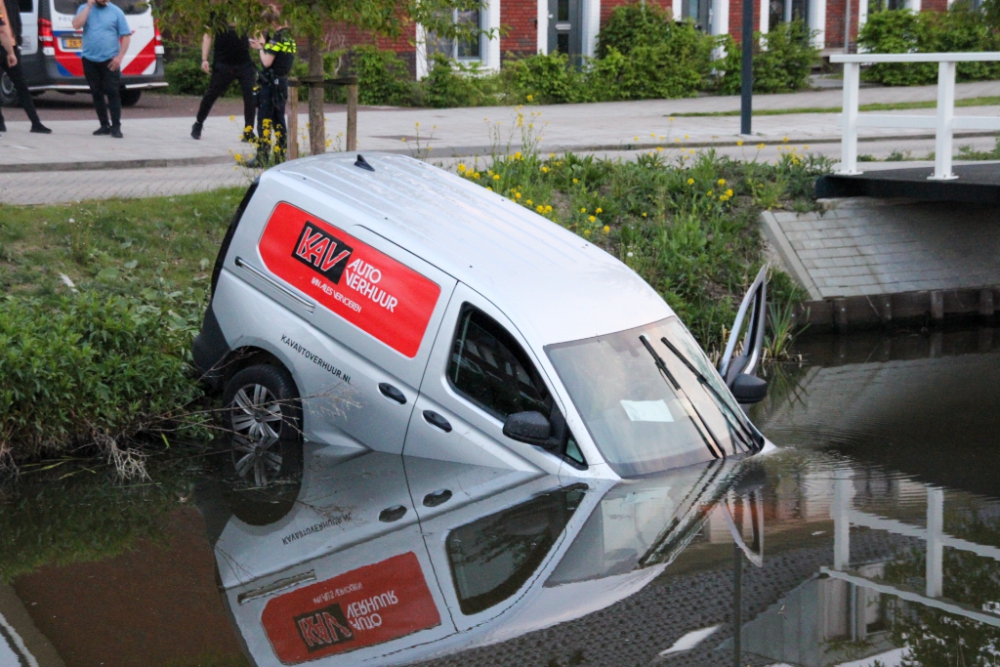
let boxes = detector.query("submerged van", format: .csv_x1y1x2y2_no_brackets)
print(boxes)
0,0,165,107
193,153,770,483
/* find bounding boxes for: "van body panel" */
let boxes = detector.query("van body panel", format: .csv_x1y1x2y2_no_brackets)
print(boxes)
214,269,416,455
20,0,38,55
403,283,566,475
272,154,673,347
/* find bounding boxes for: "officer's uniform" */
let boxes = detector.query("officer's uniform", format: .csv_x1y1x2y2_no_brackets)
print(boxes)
256,28,295,156
0,0,50,133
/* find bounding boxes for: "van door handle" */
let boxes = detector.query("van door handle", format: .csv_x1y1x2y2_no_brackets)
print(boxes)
379,505,408,523
423,489,453,508
378,383,406,405
422,410,452,433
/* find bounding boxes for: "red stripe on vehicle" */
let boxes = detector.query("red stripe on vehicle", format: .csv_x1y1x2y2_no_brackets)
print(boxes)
122,35,155,75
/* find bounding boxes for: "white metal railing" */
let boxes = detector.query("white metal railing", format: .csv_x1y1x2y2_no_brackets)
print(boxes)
830,52,1000,180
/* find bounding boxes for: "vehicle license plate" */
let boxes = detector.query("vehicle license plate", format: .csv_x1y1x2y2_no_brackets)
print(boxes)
63,38,82,49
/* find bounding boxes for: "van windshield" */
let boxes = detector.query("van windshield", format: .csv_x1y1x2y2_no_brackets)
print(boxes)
52,0,149,16
546,317,755,477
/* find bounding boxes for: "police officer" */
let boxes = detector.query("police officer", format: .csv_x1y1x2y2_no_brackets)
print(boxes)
0,0,51,134
249,4,294,162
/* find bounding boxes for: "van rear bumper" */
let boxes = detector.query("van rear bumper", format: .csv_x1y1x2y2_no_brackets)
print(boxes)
27,81,168,92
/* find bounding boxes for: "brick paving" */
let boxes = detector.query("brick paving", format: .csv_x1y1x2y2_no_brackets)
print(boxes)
761,198,1000,300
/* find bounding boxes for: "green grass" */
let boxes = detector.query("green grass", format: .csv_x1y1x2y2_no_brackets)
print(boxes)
666,95,1000,118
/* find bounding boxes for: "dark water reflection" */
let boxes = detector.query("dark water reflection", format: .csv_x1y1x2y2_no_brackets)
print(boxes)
2,327,1000,667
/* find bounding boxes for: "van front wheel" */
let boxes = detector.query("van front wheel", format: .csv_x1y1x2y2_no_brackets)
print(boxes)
221,364,302,487
0,72,19,107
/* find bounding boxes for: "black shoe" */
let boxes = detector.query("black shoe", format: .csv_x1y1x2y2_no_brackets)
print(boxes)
191,121,202,140
111,127,123,139
94,125,111,136
30,123,52,134
241,129,255,143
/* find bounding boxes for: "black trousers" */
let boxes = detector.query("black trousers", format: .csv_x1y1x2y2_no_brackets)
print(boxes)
0,46,42,126
196,61,256,130
256,75,288,153
82,57,122,128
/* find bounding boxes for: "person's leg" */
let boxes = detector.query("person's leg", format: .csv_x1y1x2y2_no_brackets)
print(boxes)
0,49,8,130
236,64,257,139
195,64,235,125
273,77,288,155
104,66,122,133
5,48,49,132
82,58,110,130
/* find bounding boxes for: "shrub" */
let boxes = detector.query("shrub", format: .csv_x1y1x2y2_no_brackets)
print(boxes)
589,28,715,99
346,45,415,106
504,51,583,104
858,5,1000,85
0,293,203,464
717,20,818,94
597,2,677,57
420,54,505,108
165,50,209,96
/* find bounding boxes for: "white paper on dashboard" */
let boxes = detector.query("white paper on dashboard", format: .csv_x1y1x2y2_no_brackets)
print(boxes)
620,399,675,422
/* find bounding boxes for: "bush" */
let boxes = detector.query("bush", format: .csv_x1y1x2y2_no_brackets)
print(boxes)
597,2,677,57
504,51,583,104
717,20,818,94
347,45,415,106
165,50,209,96
420,54,506,108
0,293,203,464
858,5,1000,85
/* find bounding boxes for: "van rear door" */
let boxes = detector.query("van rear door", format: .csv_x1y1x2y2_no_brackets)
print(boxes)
20,0,38,56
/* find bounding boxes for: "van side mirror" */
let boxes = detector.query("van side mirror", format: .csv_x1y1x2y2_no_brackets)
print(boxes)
731,374,768,404
503,411,552,444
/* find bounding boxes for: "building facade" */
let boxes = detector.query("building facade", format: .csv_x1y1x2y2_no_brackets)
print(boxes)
334,0,956,79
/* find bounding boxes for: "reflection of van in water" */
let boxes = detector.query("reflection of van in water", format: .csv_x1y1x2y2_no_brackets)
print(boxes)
0,0,165,107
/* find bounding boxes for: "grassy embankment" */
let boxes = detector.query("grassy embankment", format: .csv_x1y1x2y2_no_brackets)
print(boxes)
0,140,829,468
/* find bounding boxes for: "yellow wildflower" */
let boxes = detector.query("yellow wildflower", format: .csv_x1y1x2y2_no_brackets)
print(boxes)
580,207,587,213
527,199,533,205
717,179,726,186
544,205,552,213
541,166,549,173
686,178,695,185
492,174,500,181
536,205,544,213
726,188,733,197
515,192,522,199
603,225,610,234
527,94,534,101
737,140,744,146
572,178,579,184
642,212,648,218
229,115,235,121
487,186,493,191
588,215,596,223
596,207,603,213
584,230,591,237
457,163,467,172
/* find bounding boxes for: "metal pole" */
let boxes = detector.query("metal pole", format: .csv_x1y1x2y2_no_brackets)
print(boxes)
931,60,957,180
346,83,358,152
288,83,299,160
740,0,754,135
733,543,743,667
844,0,851,53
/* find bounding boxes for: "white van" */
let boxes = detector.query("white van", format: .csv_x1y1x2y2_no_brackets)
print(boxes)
0,0,165,107
193,153,770,483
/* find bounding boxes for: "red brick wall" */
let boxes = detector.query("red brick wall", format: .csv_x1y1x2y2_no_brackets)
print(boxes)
922,0,949,11
502,0,538,58
600,0,672,25
729,0,763,42
826,0,861,48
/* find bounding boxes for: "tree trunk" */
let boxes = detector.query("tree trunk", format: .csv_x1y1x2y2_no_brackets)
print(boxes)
308,31,325,156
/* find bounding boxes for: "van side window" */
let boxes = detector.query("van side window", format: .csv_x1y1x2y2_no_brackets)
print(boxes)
448,307,550,420
19,0,31,12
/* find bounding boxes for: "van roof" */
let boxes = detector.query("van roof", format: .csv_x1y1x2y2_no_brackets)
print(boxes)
268,153,672,346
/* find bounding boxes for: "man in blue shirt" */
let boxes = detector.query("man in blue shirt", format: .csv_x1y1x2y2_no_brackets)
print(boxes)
72,0,131,138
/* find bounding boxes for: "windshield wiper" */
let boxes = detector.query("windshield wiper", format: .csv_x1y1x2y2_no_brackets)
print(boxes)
659,337,761,453
639,335,724,460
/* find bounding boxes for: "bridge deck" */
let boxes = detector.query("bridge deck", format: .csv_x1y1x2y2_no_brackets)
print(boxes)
816,162,1000,204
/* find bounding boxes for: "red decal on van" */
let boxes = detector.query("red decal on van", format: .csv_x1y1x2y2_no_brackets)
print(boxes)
261,552,441,664
259,203,441,358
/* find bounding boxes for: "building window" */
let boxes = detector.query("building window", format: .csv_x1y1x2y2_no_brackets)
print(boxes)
428,8,482,60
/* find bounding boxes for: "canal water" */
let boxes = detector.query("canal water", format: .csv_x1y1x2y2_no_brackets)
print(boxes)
1,327,999,667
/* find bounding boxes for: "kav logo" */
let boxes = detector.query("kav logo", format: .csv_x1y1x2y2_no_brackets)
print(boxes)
294,603,355,652
292,223,353,283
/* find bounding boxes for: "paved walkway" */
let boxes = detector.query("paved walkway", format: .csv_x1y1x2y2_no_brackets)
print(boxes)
2,80,999,204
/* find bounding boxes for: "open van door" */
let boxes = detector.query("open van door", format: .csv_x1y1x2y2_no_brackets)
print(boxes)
718,266,767,402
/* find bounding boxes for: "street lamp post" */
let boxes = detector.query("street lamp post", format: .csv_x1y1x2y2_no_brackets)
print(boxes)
740,0,754,135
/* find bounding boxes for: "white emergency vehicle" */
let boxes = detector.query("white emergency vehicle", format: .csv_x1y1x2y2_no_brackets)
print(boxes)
0,0,165,107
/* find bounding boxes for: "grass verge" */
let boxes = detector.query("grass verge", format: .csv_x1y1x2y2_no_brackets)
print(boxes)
666,95,1000,118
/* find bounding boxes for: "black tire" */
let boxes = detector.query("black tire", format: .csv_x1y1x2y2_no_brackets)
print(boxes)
119,88,142,107
219,364,303,525
0,72,19,107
